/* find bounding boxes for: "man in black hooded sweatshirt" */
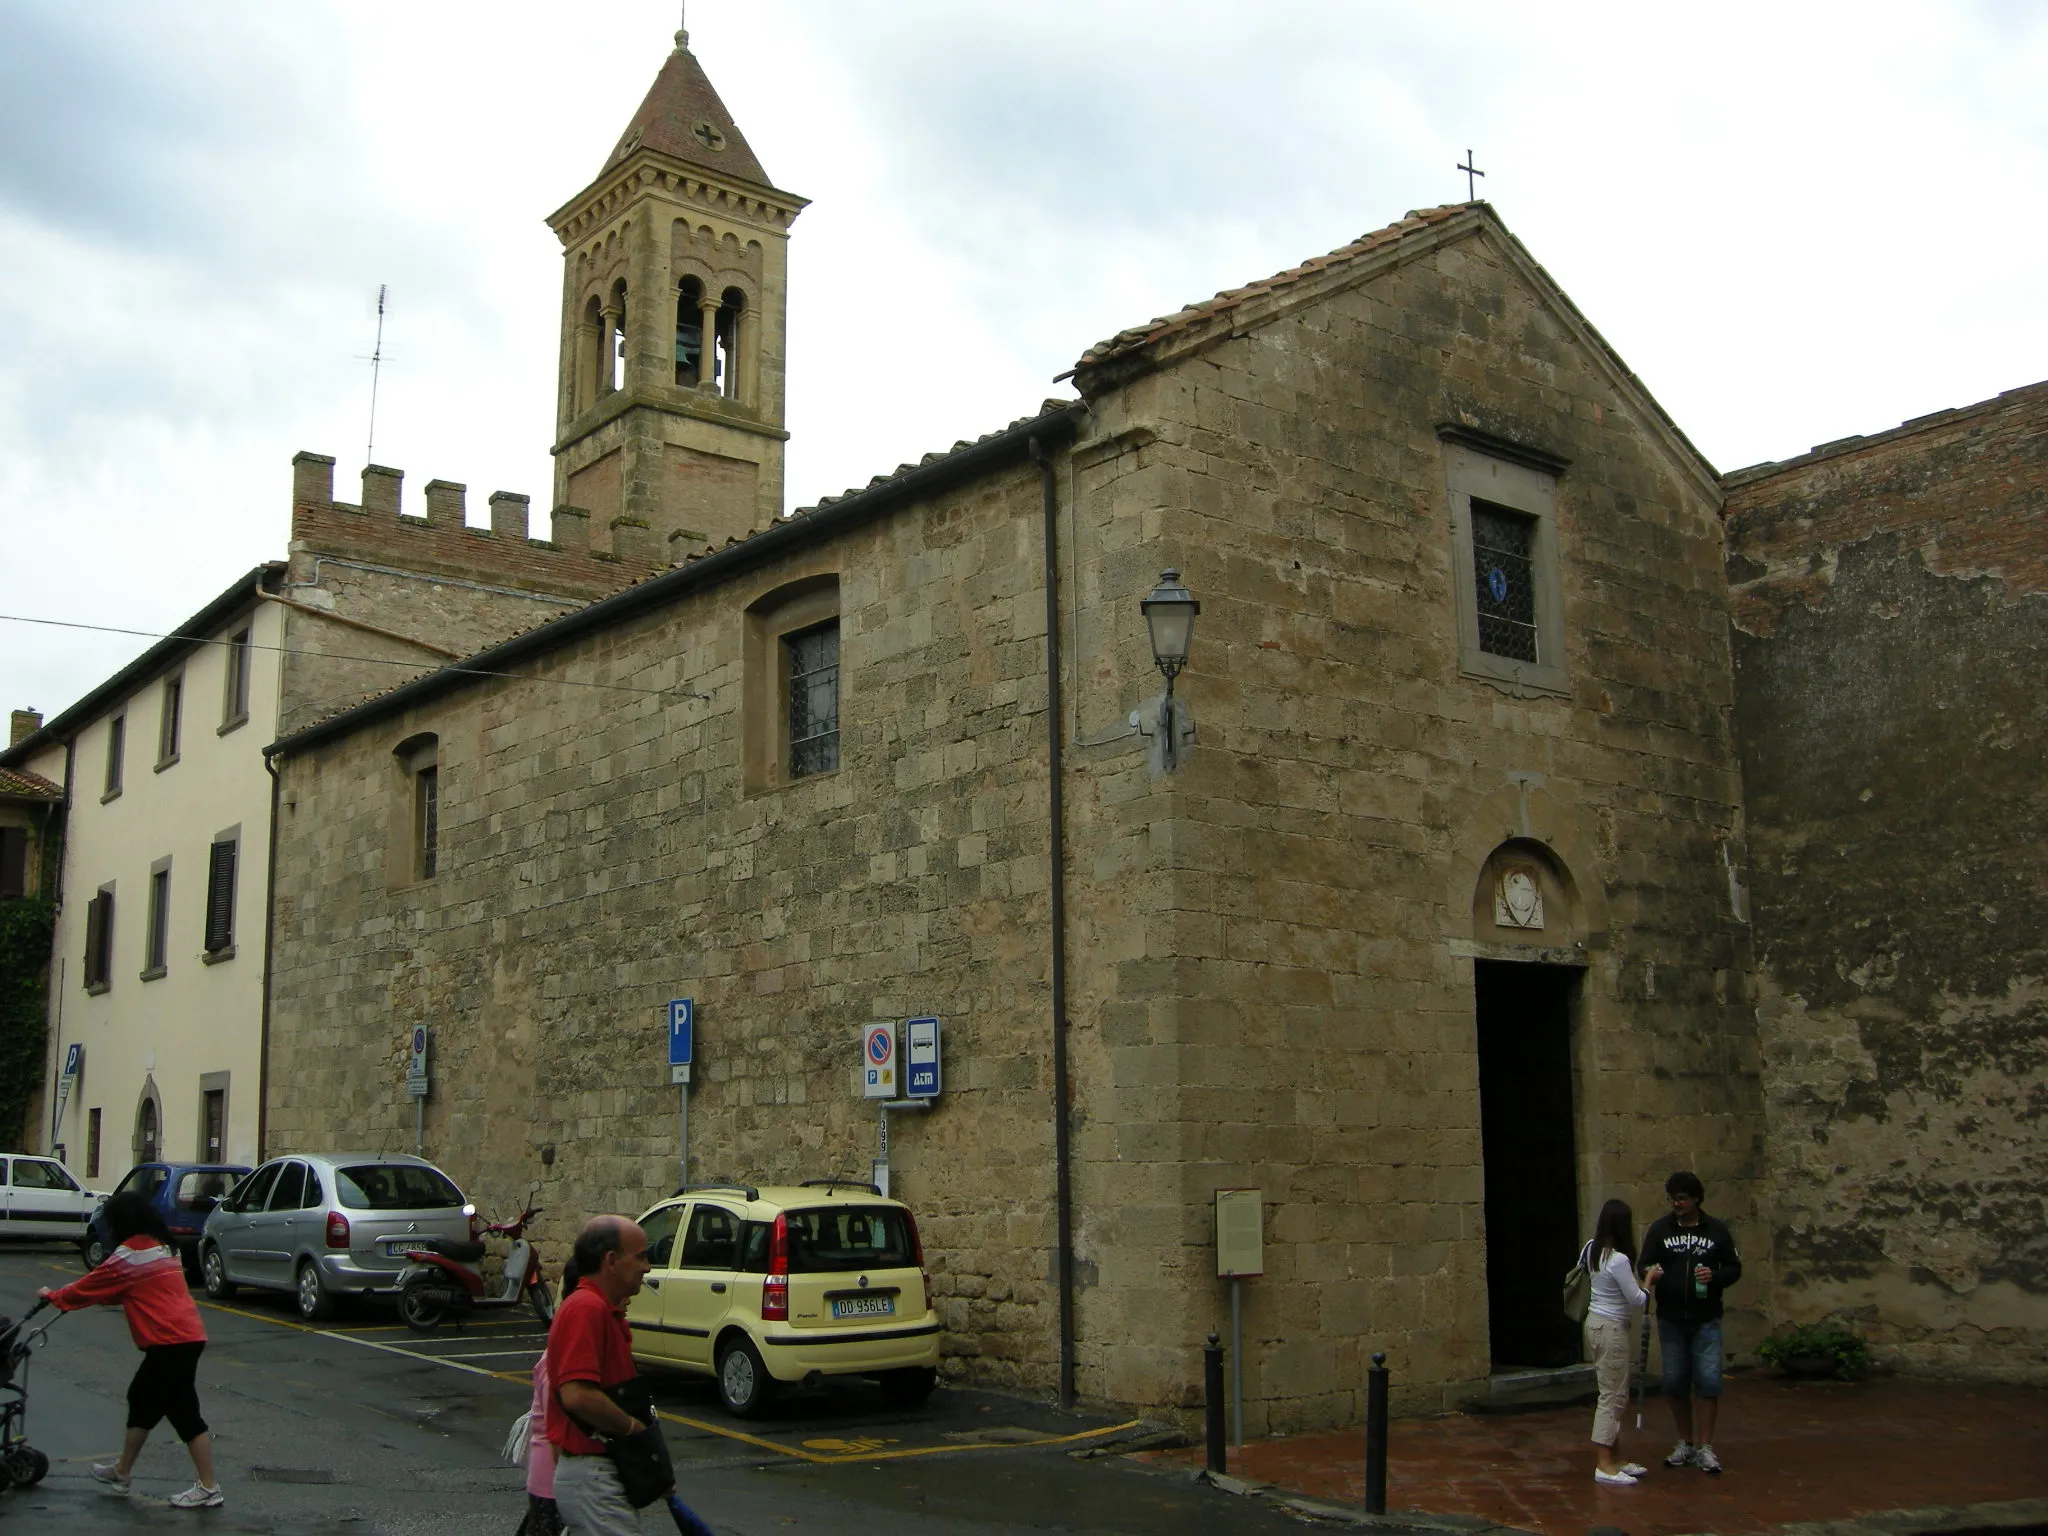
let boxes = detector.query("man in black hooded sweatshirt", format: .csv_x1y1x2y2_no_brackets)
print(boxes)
1638,1170,1741,1474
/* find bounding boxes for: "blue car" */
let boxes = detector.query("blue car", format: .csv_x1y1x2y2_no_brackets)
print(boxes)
83,1163,250,1272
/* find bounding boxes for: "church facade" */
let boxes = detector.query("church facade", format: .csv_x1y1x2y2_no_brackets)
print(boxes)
258,32,1788,1427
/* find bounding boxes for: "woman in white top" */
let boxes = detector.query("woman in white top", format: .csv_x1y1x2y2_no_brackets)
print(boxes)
1583,1199,1663,1486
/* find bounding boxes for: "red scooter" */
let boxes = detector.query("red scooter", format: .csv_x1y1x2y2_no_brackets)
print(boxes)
396,1184,554,1332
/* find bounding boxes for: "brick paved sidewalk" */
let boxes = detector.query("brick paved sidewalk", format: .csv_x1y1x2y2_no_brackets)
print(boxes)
1147,1374,2048,1535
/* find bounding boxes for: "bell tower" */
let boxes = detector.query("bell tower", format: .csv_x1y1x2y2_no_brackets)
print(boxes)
546,26,806,557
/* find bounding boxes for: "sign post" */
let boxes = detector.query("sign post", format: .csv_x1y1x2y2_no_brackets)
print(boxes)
1216,1188,1263,1446
54,1043,84,1142
862,1023,896,1192
669,1000,695,1187
406,1027,430,1155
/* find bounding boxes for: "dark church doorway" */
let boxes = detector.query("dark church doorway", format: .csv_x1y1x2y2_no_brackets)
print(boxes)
1475,959,1582,1369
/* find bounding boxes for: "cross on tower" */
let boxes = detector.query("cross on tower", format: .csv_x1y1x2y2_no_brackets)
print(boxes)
1457,150,1485,201
693,121,725,150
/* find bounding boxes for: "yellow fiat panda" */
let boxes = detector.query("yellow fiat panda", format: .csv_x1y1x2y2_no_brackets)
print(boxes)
626,1180,939,1416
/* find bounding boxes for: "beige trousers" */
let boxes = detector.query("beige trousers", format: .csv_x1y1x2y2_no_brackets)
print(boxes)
1586,1312,1634,1445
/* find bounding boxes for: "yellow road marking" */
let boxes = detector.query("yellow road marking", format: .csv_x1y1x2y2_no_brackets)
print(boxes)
652,1408,1143,1464
196,1300,1142,1465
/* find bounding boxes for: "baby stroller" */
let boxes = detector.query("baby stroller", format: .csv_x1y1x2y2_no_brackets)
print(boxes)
0,1301,54,1491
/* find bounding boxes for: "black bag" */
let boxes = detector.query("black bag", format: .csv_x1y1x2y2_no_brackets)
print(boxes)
563,1375,675,1509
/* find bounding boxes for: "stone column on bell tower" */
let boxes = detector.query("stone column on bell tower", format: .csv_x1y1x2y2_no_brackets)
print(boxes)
545,27,807,554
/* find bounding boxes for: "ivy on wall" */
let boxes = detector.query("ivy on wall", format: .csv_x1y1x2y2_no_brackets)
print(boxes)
0,897,55,1152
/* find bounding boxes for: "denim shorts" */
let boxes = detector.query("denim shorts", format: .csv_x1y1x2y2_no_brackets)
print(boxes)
1658,1317,1723,1399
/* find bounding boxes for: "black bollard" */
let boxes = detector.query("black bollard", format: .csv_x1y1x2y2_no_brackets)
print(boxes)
1203,1331,1226,1476
1364,1350,1389,1514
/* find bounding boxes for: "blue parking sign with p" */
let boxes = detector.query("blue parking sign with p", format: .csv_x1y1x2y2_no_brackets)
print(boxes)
668,999,694,1066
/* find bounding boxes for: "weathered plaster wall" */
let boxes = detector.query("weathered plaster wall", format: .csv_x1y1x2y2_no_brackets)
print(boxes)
1726,383,2048,1381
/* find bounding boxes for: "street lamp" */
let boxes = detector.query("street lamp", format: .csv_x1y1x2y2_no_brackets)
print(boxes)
1140,569,1199,770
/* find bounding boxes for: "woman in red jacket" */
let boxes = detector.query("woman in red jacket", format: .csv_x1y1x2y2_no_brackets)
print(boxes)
40,1190,224,1509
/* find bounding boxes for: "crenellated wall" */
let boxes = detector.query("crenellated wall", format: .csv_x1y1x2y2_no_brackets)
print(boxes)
278,452,671,737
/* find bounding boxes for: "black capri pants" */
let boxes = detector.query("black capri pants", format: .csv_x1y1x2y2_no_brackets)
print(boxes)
127,1341,208,1441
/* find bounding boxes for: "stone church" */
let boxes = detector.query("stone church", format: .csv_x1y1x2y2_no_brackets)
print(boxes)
260,29,2043,1427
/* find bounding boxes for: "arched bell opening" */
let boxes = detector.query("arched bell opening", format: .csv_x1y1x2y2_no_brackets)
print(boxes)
675,277,706,386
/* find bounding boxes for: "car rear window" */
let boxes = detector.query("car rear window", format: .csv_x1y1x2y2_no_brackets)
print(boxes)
334,1164,465,1211
782,1206,915,1274
176,1171,239,1208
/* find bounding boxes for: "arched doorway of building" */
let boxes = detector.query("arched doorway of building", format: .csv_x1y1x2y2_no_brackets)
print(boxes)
1469,840,1586,1370
133,1078,163,1167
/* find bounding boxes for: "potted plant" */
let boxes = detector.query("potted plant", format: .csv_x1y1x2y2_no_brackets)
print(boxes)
1756,1323,1871,1380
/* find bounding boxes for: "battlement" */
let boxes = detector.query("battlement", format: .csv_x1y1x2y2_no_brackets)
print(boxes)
289,452,669,604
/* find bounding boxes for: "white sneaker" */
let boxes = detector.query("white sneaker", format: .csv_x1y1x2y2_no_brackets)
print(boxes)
1694,1444,1722,1475
1594,1468,1639,1486
1665,1441,1694,1467
170,1483,225,1509
1618,1462,1648,1477
90,1462,131,1494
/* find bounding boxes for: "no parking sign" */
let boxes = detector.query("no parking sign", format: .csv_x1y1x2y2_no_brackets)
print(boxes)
860,1022,897,1099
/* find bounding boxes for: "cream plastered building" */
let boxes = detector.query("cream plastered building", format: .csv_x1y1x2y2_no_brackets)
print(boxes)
10,569,286,1180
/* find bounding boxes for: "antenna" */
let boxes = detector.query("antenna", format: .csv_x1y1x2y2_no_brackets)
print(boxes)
366,284,388,465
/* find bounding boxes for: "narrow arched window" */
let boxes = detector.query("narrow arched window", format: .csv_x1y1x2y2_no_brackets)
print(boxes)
608,281,629,393
717,287,747,400
676,277,705,386
580,295,605,413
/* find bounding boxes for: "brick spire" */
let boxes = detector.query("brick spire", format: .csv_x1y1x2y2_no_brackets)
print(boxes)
603,28,771,188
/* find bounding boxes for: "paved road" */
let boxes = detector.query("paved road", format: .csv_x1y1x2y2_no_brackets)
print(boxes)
0,1243,1306,1534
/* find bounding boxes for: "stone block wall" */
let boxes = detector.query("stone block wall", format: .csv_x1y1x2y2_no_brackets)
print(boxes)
1063,222,1760,1427
1724,381,2048,1382
268,455,1122,1395
268,214,1766,1428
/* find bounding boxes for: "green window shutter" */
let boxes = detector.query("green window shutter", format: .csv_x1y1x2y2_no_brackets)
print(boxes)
204,840,237,953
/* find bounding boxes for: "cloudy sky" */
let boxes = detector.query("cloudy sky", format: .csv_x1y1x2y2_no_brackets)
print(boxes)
4,1,2044,719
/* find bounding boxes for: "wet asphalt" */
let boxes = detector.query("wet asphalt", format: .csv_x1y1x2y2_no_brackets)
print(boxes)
0,1243,1308,1535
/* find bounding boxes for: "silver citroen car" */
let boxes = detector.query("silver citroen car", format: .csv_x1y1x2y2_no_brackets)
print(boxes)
199,1152,473,1321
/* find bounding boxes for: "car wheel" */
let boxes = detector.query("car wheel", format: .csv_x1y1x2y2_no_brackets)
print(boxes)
295,1261,336,1322
201,1246,236,1301
879,1366,938,1407
717,1336,775,1418
81,1233,108,1270
398,1276,446,1333
528,1279,555,1327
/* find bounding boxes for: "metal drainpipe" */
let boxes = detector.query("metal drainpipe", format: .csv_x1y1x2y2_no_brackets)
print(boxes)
258,753,282,1163
1030,435,1076,1409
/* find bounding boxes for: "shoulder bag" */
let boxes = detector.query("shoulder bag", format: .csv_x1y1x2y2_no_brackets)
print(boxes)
1562,1239,1594,1323
561,1375,675,1509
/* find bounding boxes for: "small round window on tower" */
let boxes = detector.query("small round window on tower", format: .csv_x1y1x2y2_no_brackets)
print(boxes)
691,120,726,151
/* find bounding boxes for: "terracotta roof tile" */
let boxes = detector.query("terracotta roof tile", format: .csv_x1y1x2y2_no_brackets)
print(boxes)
0,765,61,800
605,32,770,187
1074,203,1473,372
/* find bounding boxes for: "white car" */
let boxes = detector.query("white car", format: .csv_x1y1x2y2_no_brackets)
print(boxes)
0,1155,106,1242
